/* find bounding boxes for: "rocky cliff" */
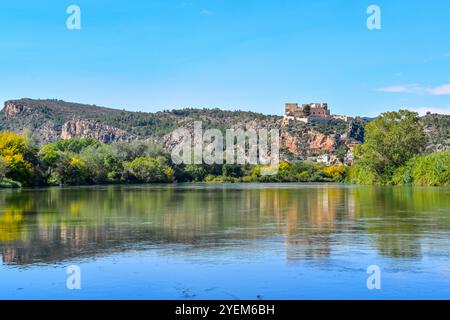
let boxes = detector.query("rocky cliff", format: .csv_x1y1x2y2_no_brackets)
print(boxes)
1,99,137,144
61,119,137,142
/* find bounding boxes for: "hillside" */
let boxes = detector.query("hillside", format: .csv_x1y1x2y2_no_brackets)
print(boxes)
0,98,280,143
0,98,448,164
421,113,450,152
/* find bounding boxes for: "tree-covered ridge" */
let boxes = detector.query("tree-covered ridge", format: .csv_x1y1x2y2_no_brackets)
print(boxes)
88,107,281,137
1,98,281,139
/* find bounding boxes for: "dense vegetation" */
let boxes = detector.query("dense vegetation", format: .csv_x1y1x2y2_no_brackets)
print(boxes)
349,110,449,186
0,132,346,188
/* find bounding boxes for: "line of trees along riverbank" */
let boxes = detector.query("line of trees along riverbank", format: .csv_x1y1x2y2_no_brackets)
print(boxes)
0,110,448,188
0,132,346,187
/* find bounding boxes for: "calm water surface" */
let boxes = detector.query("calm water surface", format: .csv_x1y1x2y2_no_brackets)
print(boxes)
0,183,449,299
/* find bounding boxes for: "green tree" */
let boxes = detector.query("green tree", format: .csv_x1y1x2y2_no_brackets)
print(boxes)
351,110,426,184
79,144,125,184
303,104,311,117
184,164,208,182
392,151,450,186
38,144,63,167
222,164,243,178
125,156,171,183
51,155,89,185
53,138,101,153
0,157,8,179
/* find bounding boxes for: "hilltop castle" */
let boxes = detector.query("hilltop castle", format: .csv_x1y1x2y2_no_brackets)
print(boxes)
285,103,330,119
284,102,351,123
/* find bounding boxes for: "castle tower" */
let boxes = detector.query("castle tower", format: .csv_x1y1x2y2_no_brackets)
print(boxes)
285,103,299,116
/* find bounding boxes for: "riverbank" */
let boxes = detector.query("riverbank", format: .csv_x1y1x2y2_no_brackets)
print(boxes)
0,178,21,188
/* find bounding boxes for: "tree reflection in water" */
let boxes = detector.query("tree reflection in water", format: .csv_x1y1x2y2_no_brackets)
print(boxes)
0,184,449,265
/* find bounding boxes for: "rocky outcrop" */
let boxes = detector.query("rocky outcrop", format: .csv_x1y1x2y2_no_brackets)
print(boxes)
61,119,137,143
281,129,338,158
421,114,450,152
308,131,336,151
4,101,29,118
281,131,300,154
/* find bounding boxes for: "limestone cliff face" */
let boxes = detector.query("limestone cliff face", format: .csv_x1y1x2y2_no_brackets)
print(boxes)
281,131,300,154
61,119,137,143
3,101,25,118
281,129,337,157
307,131,336,151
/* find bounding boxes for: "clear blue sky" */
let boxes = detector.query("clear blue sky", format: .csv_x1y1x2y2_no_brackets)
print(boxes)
1,0,449,116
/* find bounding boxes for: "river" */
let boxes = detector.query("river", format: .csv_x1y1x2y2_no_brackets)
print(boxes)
0,183,449,299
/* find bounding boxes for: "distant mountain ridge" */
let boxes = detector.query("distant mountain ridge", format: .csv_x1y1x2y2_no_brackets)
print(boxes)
0,98,448,163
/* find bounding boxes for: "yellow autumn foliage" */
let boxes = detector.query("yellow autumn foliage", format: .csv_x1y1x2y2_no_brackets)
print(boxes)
0,131,34,183
321,165,346,180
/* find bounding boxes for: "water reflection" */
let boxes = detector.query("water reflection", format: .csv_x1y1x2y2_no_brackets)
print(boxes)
0,184,449,265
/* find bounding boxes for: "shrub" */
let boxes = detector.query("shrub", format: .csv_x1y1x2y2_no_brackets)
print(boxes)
0,178,22,188
125,157,172,183
392,151,450,186
320,165,346,181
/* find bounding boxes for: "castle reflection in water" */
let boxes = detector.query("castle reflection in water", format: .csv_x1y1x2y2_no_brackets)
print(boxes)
0,184,449,265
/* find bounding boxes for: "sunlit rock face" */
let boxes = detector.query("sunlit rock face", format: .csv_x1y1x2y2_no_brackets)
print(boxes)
61,119,136,143
3,101,27,118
